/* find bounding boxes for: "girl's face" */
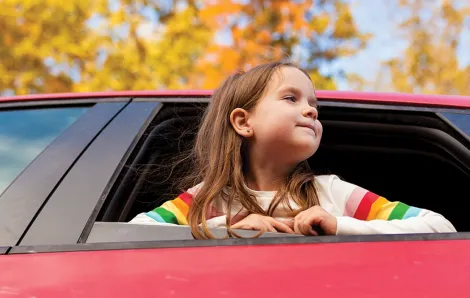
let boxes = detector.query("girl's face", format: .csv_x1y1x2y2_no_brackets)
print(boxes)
247,67,322,165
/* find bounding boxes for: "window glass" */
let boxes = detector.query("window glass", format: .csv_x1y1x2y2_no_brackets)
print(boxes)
440,112,470,137
0,106,89,193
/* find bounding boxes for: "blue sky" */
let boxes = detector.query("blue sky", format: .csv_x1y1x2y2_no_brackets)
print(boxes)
333,0,470,91
331,1,399,90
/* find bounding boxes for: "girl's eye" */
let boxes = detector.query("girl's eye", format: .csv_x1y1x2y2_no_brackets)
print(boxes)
284,96,296,102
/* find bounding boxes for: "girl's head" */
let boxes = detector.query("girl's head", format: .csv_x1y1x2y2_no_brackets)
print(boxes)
187,61,321,239
229,63,322,167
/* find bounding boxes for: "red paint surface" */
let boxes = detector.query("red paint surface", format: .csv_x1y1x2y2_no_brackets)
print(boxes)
0,90,212,103
0,240,469,297
1,89,470,108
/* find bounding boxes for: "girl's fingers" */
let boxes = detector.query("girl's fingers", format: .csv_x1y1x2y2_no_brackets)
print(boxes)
310,228,319,236
265,222,277,233
270,219,295,234
294,215,304,234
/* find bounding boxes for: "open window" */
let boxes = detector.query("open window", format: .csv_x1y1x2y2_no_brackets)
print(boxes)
87,101,470,243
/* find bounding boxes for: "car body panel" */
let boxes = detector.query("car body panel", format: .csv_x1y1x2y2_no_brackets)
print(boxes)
1,239,470,297
0,91,469,297
2,90,470,108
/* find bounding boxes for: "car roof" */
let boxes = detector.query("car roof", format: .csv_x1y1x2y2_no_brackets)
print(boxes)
1,90,470,108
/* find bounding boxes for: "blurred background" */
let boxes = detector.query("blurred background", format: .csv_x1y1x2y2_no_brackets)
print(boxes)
1,0,470,96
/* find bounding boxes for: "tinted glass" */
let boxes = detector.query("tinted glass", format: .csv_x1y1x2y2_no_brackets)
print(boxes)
0,106,89,193
441,112,470,137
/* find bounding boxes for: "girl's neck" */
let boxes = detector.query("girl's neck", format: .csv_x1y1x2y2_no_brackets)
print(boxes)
244,153,295,192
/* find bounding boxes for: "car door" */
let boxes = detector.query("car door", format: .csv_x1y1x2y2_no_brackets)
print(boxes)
20,97,470,246
2,96,470,298
0,95,132,249
10,95,470,245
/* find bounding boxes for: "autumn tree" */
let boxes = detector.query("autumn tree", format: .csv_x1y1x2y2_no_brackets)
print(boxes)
74,0,212,91
0,0,101,94
1,0,370,95
381,0,470,95
193,0,370,89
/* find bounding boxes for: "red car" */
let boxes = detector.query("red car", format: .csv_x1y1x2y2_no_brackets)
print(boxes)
0,90,469,297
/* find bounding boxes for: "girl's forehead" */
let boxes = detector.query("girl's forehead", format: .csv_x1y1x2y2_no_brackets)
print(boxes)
267,67,315,94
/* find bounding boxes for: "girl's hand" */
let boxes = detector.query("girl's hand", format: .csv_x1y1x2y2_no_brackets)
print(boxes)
231,214,295,234
294,206,337,236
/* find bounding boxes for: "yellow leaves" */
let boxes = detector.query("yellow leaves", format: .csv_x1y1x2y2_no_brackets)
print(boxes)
44,74,73,93
73,4,213,92
309,14,329,34
441,0,463,26
109,8,127,26
333,3,356,39
1,0,369,95
258,30,272,44
192,0,366,89
199,2,243,27
3,34,13,47
222,48,241,71
382,0,470,95
0,0,97,94
309,70,336,91
95,0,111,15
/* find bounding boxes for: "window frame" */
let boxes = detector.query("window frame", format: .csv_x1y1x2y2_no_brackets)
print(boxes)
437,111,470,143
0,246,8,255
9,229,470,255
11,97,470,251
17,101,162,246
0,98,131,247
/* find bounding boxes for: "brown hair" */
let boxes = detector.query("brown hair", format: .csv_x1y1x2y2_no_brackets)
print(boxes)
183,61,320,239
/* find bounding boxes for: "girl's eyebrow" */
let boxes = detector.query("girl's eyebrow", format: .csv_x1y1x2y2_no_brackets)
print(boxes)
279,86,317,106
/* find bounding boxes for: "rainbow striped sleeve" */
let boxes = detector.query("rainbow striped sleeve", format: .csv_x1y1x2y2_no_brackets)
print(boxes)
344,187,423,221
145,192,193,225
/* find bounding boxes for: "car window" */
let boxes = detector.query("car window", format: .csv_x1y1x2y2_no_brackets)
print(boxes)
0,106,89,193
440,112,470,137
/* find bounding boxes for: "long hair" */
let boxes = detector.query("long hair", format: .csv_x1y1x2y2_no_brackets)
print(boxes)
183,61,320,239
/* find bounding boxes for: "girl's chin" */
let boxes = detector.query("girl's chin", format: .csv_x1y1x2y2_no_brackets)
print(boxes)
293,143,319,160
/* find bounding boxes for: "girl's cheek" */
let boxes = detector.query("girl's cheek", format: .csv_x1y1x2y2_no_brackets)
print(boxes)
316,120,323,135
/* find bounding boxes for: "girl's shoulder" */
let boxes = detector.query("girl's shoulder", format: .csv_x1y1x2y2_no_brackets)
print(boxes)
314,174,342,185
186,182,204,196
314,174,356,194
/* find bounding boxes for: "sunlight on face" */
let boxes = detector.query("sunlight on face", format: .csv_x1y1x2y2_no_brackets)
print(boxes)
248,66,322,165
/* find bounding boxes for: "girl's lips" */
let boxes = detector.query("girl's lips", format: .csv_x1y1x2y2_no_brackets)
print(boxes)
297,123,316,135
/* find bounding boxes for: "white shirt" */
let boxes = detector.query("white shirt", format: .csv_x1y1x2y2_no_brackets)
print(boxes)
130,175,456,235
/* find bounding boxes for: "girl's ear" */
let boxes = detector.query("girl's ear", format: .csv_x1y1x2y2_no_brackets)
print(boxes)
230,108,253,138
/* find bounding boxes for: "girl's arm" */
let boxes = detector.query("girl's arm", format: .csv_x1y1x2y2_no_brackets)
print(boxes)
319,175,456,235
129,191,192,225
128,183,228,228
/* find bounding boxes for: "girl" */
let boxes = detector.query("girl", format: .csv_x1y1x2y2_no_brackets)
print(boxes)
130,61,456,239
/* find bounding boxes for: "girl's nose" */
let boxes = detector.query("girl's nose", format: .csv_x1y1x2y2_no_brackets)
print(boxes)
302,105,318,120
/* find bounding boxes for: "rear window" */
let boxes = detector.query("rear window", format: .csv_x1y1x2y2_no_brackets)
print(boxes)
441,112,470,137
0,106,89,193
